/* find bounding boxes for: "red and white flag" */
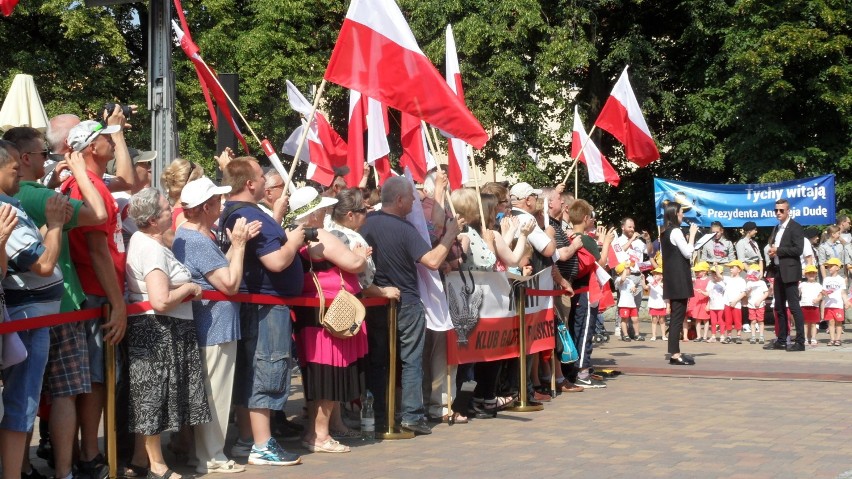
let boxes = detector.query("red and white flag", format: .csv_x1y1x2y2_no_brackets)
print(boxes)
399,112,435,183
594,66,659,167
573,106,620,187
445,24,470,189
1,0,19,16
283,81,347,186
348,90,393,186
324,0,488,149
170,3,249,153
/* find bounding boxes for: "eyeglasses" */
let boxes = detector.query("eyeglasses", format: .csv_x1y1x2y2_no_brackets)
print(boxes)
266,183,285,191
775,208,787,213
26,149,49,158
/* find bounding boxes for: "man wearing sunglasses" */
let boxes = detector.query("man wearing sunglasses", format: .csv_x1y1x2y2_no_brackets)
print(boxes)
765,198,806,352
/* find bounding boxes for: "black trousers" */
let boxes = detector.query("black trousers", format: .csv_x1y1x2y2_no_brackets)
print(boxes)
773,272,805,344
668,299,687,355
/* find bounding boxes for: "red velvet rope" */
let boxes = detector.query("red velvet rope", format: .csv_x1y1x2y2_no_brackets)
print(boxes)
525,288,571,297
0,291,391,335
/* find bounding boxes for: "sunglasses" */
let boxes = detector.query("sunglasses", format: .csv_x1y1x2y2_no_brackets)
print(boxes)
775,208,787,213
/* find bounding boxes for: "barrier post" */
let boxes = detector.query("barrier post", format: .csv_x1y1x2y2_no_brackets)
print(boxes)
102,304,118,479
379,300,414,439
506,284,543,412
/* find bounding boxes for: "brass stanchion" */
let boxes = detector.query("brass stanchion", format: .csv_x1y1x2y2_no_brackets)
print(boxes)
379,300,414,439
102,305,117,479
506,285,543,412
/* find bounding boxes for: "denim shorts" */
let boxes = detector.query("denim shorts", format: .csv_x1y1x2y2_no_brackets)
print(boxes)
233,304,292,411
1,300,59,432
81,294,109,384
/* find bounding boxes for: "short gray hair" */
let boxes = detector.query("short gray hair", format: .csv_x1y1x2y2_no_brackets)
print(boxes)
0,140,19,168
128,187,164,229
381,176,411,205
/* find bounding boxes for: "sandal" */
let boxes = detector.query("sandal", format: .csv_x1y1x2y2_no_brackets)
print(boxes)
302,438,350,453
118,463,148,478
147,469,179,479
198,460,246,474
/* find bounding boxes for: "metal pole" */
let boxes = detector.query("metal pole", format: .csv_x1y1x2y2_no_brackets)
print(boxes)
506,285,543,412
148,0,178,190
102,304,118,478
379,300,414,439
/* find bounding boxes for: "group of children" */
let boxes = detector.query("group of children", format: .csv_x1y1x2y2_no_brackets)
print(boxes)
613,258,849,346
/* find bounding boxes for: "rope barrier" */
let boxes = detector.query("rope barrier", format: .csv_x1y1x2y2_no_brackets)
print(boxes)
0,291,391,335
525,288,571,297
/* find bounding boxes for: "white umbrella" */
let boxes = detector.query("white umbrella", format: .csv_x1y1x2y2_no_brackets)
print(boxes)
0,74,49,132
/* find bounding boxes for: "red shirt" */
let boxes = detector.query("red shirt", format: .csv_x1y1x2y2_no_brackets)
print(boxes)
62,170,126,296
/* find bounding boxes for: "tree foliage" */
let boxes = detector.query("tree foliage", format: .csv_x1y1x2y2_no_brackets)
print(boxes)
0,0,849,228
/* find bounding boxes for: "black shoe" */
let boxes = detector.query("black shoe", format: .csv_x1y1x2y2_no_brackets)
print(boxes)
764,340,786,350
77,454,109,479
22,468,49,479
786,342,806,352
400,419,432,435
669,355,695,365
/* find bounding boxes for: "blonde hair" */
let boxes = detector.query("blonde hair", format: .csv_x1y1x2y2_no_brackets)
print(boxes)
450,188,481,226
161,158,204,203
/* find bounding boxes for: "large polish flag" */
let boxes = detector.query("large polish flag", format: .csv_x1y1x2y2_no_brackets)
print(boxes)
284,81,347,186
399,112,435,183
445,24,470,189
348,91,393,185
324,0,489,150
573,106,620,187
594,66,660,167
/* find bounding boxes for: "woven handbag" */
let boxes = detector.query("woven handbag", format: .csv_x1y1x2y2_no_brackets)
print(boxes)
309,258,365,339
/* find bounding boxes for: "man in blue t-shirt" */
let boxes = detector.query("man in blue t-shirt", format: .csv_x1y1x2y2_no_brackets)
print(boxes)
360,176,462,435
218,157,304,466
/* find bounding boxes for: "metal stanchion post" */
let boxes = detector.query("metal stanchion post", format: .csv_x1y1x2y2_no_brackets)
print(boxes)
379,300,414,439
102,305,118,479
506,285,543,412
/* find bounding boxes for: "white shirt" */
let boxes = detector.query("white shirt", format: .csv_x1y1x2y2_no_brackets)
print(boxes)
772,218,791,265
647,277,666,309
617,234,645,272
615,275,639,308
668,228,694,259
723,276,747,306
799,281,823,307
707,279,726,310
746,280,768,309
822,275,845,309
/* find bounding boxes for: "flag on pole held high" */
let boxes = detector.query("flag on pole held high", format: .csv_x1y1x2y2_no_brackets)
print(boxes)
324,0,489,150
348,91,393,186
444,24,470,189
399,112,435,183
171,0,249,153
283,81,347,186
573,106,620,187
594,66,660,167
0,0,19,16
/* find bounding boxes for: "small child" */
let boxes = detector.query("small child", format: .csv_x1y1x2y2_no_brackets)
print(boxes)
799,264,823,345
744,265,769,344
615,262,644,341
689,262,711,342
722,260,748,344
706,265,726,342
821,258,847,346
646,267,667,340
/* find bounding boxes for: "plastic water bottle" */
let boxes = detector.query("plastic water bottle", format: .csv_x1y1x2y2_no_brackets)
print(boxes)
361,390,375,441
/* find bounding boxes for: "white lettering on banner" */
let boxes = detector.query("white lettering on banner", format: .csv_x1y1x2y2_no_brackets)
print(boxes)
745,184,827,203
707,207,829,220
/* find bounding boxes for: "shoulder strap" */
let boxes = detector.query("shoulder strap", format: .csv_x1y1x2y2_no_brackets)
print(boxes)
217,201,262,249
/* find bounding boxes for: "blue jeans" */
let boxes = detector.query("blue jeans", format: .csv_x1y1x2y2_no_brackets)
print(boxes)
233,304,293,411
1,301,58,431
562,292,597,380
397,301,426,424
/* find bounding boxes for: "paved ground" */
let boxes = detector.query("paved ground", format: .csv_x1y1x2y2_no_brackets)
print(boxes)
28,323,852,479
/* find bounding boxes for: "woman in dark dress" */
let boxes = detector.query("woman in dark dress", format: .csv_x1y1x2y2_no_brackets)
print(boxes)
660,203,699,365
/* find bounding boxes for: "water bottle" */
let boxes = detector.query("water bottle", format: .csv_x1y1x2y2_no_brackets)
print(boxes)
361,390,375,441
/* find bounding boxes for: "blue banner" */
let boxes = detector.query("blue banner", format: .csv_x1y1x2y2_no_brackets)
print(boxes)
654,175,835,227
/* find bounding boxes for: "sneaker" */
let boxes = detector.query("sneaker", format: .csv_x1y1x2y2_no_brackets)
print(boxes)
400,419,433,435
743,324,751,333
734,337,742,344
77,455,109,479
230,438,253,458
759,337,765,344
574,377,606,389
749,337,757,344
248,438,301,466
662,336,668,340
649,336,657,341
722,337,731,344
706,337,716,343
635,335,645,341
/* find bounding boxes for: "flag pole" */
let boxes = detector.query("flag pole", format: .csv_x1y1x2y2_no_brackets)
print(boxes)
284,79,328,192
197,59,263,147
561,125,597,185
468,146,487,236
574,162,579,197
421,121,457,217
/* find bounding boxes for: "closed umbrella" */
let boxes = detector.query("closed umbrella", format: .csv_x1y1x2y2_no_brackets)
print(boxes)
0,74,49,132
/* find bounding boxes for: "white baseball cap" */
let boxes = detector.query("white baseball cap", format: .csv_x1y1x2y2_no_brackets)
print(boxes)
67,120,121,152
180,176,231,208
510,182,542,199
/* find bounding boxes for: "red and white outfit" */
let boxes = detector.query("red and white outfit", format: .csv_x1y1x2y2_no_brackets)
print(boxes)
799,281,822,324
821,275,846,323
615,274,639,318
689,275,710,320
707,278,726,336
647,277,666,316
746,279,768,322
723,275,747,333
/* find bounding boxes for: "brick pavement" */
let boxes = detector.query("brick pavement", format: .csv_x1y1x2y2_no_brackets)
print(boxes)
27,324,852,479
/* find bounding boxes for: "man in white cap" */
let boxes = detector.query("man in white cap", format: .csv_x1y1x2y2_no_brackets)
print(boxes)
509,181,556,269
61,112,132,479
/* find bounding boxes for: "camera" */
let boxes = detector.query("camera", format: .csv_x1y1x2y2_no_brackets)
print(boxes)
287,224,319,243
103,103,133,120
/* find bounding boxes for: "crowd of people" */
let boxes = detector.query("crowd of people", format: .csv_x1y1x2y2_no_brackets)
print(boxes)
0,105,847,479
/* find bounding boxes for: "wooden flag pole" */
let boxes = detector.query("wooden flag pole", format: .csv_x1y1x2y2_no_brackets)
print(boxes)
284,79,328,192
468,145,487,236
421,121,456,217
574,163,579,198
198,59,263,146
561,125,597,185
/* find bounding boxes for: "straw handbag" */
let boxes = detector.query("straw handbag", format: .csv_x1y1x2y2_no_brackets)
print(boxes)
308,260,365,339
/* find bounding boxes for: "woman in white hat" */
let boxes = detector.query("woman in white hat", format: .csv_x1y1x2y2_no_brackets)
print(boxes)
288,187,369,454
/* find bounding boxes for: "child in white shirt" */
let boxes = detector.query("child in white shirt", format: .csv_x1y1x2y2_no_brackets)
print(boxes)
706,266,726,342
799,265,823,345
722,260,748,344
820,258,848,346
645,267,667,340
744,264,769,344
615,262,644,341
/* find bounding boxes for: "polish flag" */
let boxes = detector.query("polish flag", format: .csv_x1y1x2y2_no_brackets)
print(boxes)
594,66,660,167
573,106,620,187
444,24,470,189
170,5,249,153
400,112,435,183
324,0,489,149
348,91,393,186
284,81,347,186
1,0,19,16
